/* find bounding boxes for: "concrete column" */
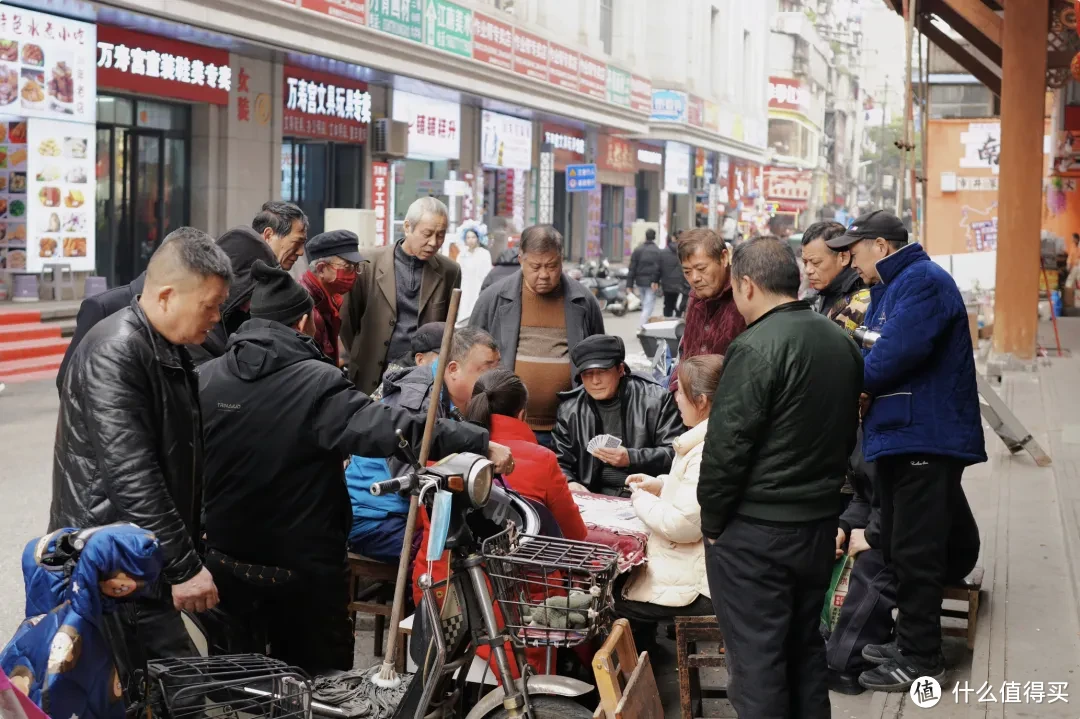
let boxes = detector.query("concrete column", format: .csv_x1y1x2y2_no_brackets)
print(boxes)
993,6,1050,361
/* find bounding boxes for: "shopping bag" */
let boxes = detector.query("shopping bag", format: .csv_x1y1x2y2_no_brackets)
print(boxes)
821,555,854,631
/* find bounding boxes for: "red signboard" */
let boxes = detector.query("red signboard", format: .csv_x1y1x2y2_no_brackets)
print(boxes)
578,54,607,101
300,0,366,25
687,95,705,128
472,12,513,70
512,28,548,82
97,25,231,105
548,42,579,91
768,76,810,113
283,66,370,143
542,123,585,170
371,162,390,246
630,75,652,113
598,135,636,174
763,166,812,203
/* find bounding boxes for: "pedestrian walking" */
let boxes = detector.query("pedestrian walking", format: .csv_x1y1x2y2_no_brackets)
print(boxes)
298,229,361,366
828,209,987,691
470,224,604,447
50,227,234,662
659,232,689,317
340,196,461,394
698,237,863,719
627,228,663,327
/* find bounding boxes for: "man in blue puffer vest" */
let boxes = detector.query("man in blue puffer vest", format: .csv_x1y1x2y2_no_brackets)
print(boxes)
826,210,985,692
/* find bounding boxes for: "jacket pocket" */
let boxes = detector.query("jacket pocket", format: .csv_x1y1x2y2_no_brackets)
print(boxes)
869,391,912,430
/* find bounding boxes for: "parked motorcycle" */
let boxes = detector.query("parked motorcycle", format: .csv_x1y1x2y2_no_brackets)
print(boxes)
577,260,628,317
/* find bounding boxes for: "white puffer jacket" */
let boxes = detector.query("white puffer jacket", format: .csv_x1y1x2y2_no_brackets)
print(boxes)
623,420,710,607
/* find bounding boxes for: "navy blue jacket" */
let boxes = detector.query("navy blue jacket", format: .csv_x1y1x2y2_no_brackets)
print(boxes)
862,243,986,465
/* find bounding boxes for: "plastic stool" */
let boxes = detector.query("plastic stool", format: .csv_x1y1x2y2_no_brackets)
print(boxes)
84,276,108,298
40,264,76,301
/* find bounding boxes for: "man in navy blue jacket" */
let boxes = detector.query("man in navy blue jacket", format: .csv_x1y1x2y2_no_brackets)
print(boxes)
827,210,985,692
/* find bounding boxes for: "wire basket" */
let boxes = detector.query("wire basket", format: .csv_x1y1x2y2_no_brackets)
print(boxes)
481,526,619,648
148,654,312,719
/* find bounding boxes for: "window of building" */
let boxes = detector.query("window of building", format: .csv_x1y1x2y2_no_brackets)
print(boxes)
710,7,720,97
768,118,800,158
599,0,613,55
492,0,515,14
929,83,994,119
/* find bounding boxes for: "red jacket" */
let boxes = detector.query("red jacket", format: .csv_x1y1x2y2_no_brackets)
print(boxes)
672,279,746,390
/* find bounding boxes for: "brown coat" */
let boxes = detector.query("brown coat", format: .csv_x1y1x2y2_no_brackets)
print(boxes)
340,243,461,394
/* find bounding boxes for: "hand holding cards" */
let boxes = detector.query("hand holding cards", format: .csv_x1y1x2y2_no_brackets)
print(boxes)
587,434,623,453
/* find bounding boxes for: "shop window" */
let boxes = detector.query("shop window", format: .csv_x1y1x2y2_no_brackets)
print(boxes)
929,84,994,119
768,118,799,158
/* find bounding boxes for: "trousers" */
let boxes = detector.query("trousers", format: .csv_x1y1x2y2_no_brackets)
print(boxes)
663,292,685,318
876,454,980,659
638,286,657,327
706,517,836,719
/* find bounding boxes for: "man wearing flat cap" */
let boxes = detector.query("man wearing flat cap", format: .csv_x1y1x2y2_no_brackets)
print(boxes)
197,260,510,675
299,230,361,366
552,335,682,495
827,210,984,692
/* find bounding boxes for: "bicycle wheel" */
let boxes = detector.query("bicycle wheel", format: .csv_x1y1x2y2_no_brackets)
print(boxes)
483,695,594,719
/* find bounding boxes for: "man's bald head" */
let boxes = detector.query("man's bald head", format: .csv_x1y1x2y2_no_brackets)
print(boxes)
139,227,233,346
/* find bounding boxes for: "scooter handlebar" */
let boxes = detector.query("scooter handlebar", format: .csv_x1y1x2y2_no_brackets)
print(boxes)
370,476,411,496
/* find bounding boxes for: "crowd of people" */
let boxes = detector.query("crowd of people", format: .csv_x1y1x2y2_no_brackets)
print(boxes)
44,195,986,716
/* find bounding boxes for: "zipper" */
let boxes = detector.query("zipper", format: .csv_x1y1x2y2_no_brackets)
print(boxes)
876,391,912,398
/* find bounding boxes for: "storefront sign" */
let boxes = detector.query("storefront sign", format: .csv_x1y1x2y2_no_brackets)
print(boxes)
392,89,460,159
566,163,596,192
26,117,97,273
538,150,554,224
955,176,999,191
512,28,548,83
97,25,228,106
543,126,585,155
578,55,607,101
481,110,532,171
586,187,601,257
637,147,662,167
768,76,810,113
959,122,1001,175
300,0,366,26
547,42,579,91
599,135,635,174
664,141,691,195
284,66,370,143
423,0,471,58
472,12,512,70
606,67,631,107
371,161,390,246
631,75,652,114
1,8,96,123
368,0,422,42
650,90,687,123
687,95,705,128
704,100,720,133
763,167,812,202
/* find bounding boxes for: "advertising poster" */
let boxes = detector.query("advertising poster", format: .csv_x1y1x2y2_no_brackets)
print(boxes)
26,117,95,273
586,187,602,258
0,115,28,270
664,141,691,195
481,110,532,171
392,90,460,160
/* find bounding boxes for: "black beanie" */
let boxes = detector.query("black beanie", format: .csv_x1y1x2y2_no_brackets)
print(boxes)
249,259,314,327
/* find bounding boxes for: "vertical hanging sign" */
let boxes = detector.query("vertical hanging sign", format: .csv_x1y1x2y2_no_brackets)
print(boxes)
371,162,390,246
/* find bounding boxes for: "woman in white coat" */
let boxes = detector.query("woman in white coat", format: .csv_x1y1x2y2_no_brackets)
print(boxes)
616,354,725,636
456,225,493,321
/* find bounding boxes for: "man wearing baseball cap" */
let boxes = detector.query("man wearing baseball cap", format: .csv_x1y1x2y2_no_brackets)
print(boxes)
826,210,984,691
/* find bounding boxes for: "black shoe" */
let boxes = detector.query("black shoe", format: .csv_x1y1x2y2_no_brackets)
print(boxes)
858,653,945,693
827,670,866,695
861,641,899,666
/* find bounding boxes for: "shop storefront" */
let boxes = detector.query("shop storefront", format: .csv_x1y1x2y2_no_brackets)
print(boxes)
390,89,460,236
634,142,663,229
542,122,584,248
597,134,636,260
280,65,371,237
663,140,692,236
480,109,532,236
0,6,97,284
763,166,812,229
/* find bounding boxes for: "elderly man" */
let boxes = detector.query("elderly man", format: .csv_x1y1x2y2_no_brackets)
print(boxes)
198,261,507,674
675,228,746,389
299,230,361,366
699,237,863,719
801,221,871,332
52,227,233,661
341,197,461,394
471,225,604,446
252,200,309,270
553,335,682,495
827,210,985,692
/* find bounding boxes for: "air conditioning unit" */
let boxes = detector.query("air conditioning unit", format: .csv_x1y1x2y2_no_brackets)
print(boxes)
372,119,409,158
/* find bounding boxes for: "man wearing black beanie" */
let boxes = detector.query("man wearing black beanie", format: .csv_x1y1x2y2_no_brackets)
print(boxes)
197,260,512,675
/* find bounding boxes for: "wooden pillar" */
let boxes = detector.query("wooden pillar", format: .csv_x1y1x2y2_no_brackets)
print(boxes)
993,4,1050,361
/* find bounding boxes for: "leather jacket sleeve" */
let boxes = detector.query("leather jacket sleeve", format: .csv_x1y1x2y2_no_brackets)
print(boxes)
552,403,581,486
58,296,108,394
626,390,682,476
80,341,202,585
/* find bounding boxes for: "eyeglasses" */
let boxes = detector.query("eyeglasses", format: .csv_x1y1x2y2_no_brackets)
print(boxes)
328,258,360,272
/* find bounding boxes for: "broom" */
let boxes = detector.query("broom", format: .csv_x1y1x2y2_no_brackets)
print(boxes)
371,288,462,688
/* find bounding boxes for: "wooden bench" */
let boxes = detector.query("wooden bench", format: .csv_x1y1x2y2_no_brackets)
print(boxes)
674,615,727,719
346,552,399,658
942,567,984,650
593,618,662,719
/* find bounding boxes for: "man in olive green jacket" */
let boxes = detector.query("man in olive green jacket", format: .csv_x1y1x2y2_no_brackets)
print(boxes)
698,237,863,719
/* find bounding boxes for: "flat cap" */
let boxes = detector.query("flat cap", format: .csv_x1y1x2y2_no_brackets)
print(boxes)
305,229,361,263
571,335,626,373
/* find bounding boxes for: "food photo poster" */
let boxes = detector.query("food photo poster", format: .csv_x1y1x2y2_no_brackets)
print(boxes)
26,118,94,273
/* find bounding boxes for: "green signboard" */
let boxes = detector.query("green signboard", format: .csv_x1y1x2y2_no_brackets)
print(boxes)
424,0,472,58
607,66,632,108
369,0,423,42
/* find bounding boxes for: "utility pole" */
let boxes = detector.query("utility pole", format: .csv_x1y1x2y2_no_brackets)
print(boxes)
876,76,888,207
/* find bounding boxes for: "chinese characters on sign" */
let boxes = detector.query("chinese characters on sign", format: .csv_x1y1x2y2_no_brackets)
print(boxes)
371,162,390,246
368,0,422,41
97,25,228,106
606,67,631,107
687,95,705,128
578,54,607,101
631,75,652,114
472,12,513,70
548,42,579,91
513,28,548,83
599,136,636,174
959,122,1001,175
301,0,366,26
283,67,370,143
392,90,460,159
236,66,250,123
544,130,585,155
481,110,533,171
423,0,471,58
956,176,999,191
764,167,813,202
650,89,688,123
767,76,810,113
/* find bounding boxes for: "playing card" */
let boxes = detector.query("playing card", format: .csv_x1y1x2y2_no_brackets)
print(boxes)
601,435,623,449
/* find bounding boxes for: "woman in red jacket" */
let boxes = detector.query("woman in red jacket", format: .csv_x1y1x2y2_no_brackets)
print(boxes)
413,369,587,675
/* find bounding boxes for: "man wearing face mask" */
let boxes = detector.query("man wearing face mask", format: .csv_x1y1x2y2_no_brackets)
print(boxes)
299,230,361,367
341,197,462,394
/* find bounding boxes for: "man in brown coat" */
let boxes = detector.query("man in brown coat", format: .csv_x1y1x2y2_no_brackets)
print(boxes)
341,197,462,394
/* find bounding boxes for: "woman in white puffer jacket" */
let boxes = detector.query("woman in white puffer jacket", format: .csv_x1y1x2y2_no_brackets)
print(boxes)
616,354,725,630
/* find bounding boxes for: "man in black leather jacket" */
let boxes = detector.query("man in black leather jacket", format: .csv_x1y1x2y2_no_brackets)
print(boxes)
553,335,683,495
51,227,233,661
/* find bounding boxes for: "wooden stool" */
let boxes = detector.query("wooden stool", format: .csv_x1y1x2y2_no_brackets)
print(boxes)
942,567,983,650
347,552,399,659
592,618,662,719
675,615,727,719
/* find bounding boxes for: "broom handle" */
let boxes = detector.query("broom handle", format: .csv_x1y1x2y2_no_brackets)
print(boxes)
382,288,462,672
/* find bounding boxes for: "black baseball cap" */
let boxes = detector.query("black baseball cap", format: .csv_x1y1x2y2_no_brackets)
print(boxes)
571,335,626,373
825,210,908,251
305,229,362,263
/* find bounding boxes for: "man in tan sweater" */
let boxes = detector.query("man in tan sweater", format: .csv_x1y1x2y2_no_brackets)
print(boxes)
469,225,605,448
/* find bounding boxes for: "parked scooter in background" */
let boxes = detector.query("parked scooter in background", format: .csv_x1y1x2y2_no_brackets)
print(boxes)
577,259,628,317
